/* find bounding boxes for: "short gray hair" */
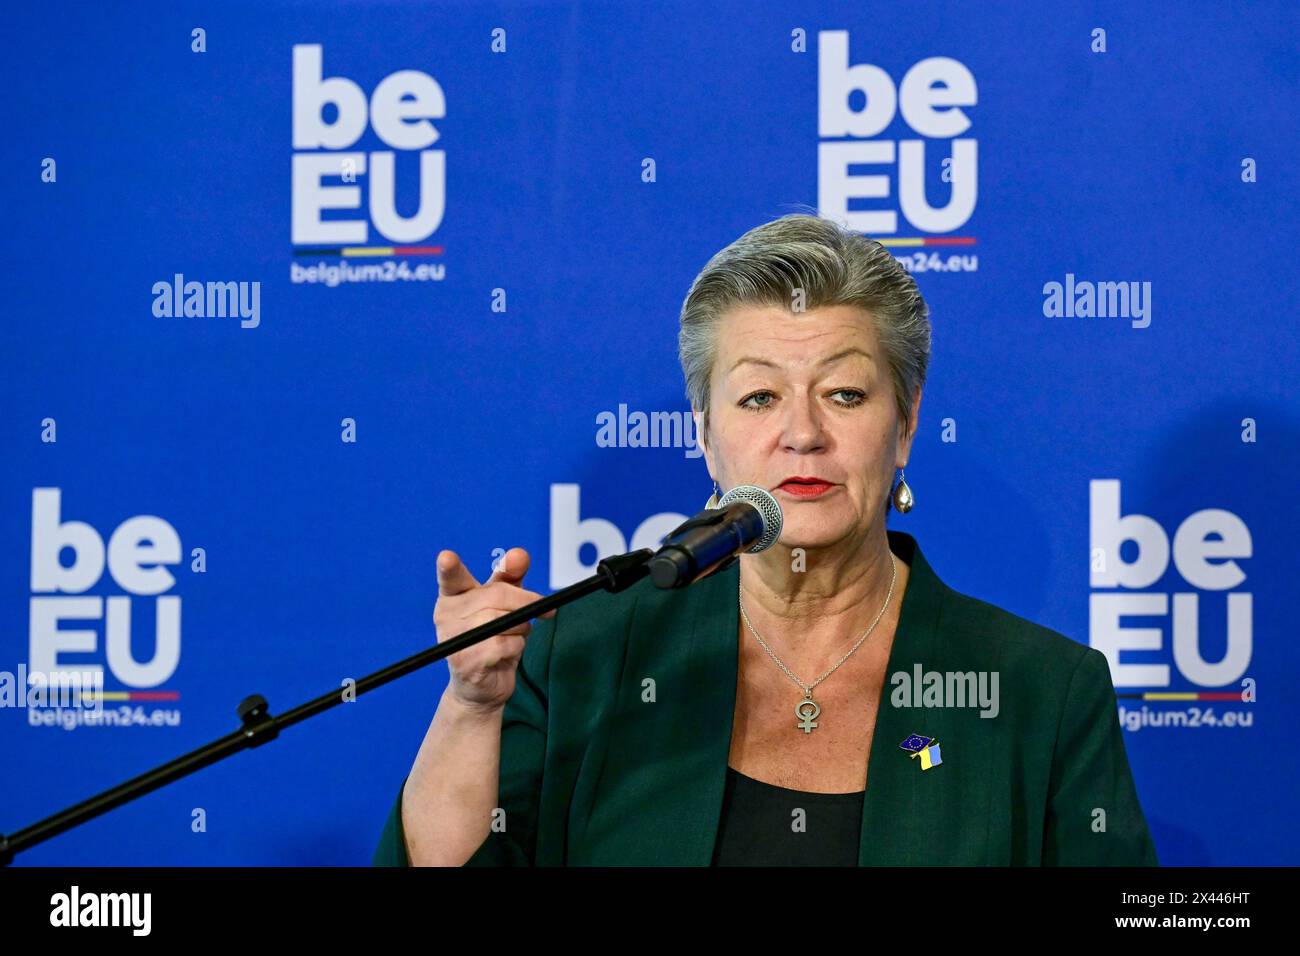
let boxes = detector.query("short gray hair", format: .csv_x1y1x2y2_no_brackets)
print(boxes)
678,213,931,444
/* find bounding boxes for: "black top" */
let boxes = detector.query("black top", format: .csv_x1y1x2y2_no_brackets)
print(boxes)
711,766,865,866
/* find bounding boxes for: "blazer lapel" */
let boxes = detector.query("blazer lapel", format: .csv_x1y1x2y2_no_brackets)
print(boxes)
860,531,997,864
565,553,740,865
859,531,948,864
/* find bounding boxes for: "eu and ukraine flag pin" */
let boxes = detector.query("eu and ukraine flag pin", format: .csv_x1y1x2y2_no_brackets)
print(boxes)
899,733,943,770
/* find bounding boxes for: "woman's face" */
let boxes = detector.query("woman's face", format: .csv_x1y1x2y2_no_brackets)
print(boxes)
695,304,920,553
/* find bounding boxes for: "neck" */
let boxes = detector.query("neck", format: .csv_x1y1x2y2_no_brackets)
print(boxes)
738,528,900,649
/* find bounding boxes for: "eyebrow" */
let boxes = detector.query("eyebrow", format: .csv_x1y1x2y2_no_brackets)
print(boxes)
728,347,874,374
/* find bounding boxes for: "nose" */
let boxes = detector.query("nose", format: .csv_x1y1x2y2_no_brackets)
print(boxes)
780,391,826,454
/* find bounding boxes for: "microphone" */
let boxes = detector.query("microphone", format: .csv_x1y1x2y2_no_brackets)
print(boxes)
648,484,784,589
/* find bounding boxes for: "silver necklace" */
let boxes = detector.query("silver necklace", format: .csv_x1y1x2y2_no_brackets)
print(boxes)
738,553,897,734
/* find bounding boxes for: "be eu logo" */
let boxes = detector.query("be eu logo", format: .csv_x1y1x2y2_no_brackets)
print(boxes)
24,489,184,729
817,30,977,252
291,44,446,247
1089,480,1252,693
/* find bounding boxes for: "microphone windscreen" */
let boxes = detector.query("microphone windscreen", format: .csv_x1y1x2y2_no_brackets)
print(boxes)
716,484,783,553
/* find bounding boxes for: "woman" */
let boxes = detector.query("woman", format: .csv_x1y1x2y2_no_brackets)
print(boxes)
373,213,1159,866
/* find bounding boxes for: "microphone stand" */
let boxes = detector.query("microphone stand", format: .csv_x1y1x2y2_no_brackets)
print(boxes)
0,548,655,866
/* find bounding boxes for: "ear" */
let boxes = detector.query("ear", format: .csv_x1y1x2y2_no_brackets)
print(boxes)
897,386,922,467
693,409,715,476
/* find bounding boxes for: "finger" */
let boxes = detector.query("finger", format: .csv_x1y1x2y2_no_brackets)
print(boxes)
486,548,554,619
436,549,481,597
480,578,558,622
486,547,529,584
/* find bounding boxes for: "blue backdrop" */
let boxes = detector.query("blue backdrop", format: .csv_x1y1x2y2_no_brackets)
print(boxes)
2,0,1296,865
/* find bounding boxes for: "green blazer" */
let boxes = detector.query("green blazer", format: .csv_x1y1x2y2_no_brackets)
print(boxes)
373,530,1158,866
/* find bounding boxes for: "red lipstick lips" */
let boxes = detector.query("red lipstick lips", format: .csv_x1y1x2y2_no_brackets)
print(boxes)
776,476,836,499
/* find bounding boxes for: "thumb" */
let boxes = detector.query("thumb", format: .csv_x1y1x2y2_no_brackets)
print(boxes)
436,549,481,596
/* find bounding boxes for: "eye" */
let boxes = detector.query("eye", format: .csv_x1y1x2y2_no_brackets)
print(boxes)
739,390,775,411
832,389,867,407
